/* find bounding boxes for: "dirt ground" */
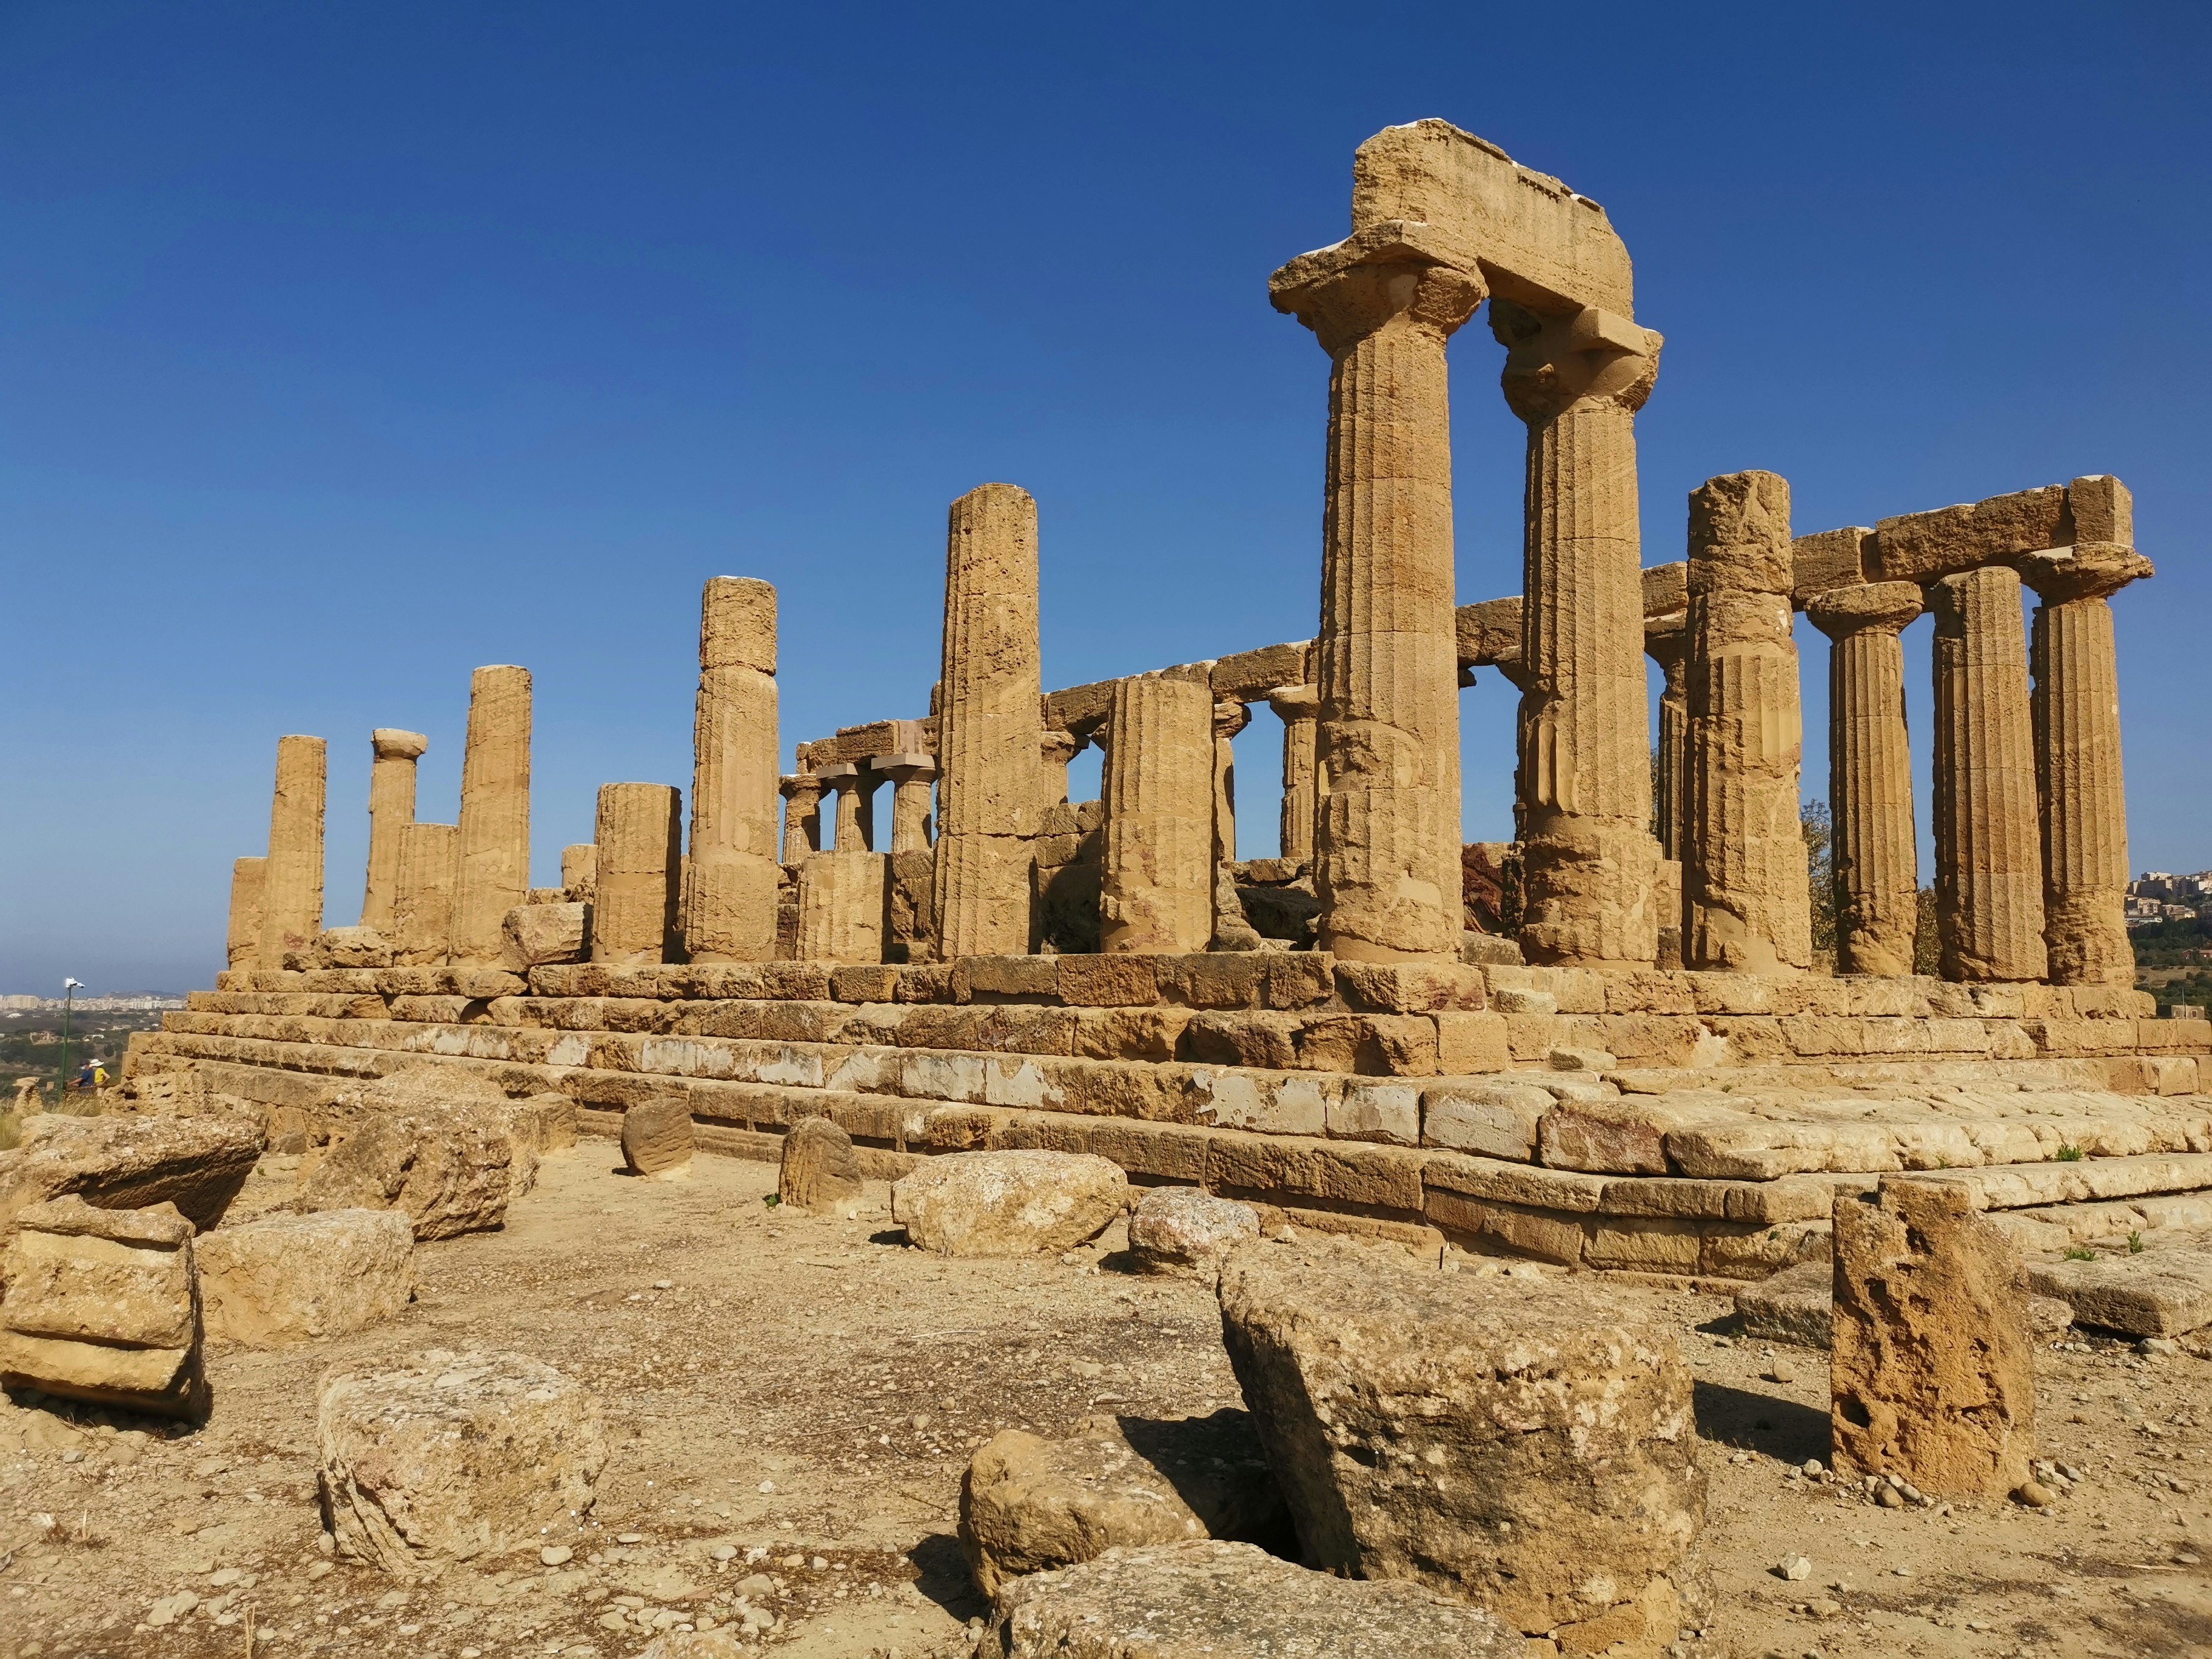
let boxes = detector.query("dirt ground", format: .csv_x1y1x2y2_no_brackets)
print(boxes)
3,1144,2211,1659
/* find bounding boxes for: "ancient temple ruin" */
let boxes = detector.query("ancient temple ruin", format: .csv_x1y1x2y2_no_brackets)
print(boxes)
133,119,2210,1278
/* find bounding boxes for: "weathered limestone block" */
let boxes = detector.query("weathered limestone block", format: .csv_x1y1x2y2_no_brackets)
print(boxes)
198,1208,415,1347
1809,583,1923,976
1498,300,1664,969
893,1150,1128,1256
392,821,459,965
501,900,590,968
778,1116,862,1216
934,483,1045,957
318,925,392,968
1272,223,1480,963
561,841,598,905
1127,1186,1259,1278
1929,569,2045,982
796,851,887,964
452,665,533,965
2022,543,2152,988
316,1349,606,1578
363,729,428,932
1267,683,1321,866
2027,1246,2212,1337
1743,1257,2071,1350
960,1412,1287,1597
620,1098,695,1179
1421,1080,1553,1161
1218,1240,1705,1647
226,855,267,970
260,734,328,968
1873,484,2068,584
299,1071,528,1239
1831,1178,2035,1496
0,1112,263,1236
1100,675,1214,954
592,783,681,964
0,1196,204,1418
686,576,782,962
1684,470,1811,974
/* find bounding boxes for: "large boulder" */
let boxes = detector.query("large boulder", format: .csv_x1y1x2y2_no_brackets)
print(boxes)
299,1068,534,1239
621,1099,695,1179
198,1208,415,1347
1126,1187,1258,1280
1218,1239,1705,1653
0,1196,205,1419
317,1348,607,1578
960,1411,1287,1596
0,1111,263,1236
778,1116,862,1216
893,1151,1128,1257
982,1540,1524,1658
1831,1178,2036,1498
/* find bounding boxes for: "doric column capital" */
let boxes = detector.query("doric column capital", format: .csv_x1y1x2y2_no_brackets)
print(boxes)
1642,613,1689,675
870,751,937,786
814,762,860,794
1493,299,1662,424
1269,221,1486,358
1041,728,1079,766
2018,543,2154,605
1213,700,1253,741
1266,683,1320,722
1808,580,1925,640
779,772,823,802
372,728,429,761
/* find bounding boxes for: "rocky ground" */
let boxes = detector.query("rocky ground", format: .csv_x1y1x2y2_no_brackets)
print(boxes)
2,1146,2210,1659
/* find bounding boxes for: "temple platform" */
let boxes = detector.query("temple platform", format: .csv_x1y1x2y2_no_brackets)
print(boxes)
124,954,2212,1283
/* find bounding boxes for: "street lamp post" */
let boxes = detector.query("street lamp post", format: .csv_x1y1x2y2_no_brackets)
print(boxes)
58,977,84,1104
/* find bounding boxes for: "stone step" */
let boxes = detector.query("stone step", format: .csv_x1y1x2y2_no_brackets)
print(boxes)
2025,1247,2212,1337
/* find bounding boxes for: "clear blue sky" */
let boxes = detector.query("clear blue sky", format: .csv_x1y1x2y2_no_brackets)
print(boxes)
3,1,2205,994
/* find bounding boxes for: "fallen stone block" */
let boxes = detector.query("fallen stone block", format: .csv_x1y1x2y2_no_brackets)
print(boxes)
778,1115,862,1216
1126,1187,1258,1279
982,1540,1523,1659
2027,1246,2212,1337
960,1410,1287,1596
1,1111,263,1236
0,1196,205,1419
621,1099,695,1179
893,1150,1129,1256
318,927,394,968
198,1208,415,1347
1832,1178,2036,1497
317,1347,607,1578
300,1070,527,1240
1218,1238,1705,1646
502,902,591,970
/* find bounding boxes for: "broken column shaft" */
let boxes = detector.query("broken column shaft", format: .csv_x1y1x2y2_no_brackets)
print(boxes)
1099,674,1215,954
452,665,532,965
259,734,326,967
593,783,682,964
685,576,781,962
226,857,266,971
392,822,458,964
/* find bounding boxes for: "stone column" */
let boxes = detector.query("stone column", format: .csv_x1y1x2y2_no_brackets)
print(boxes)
1100,675,1215,953
1809,583,1925,977
874,754,938,853
1270,224,1483,962
933,483,1045,958
226,857,266,971
1211,700,1250,867
779,774,824,863
452,665,532,965
392,822,458,964
561,843,597,905
1041,729,1078,809
1643,622,1689,863
1683,471,1811,975
1265,684,1321,866
260,734,327,967
593,783,682,964
1495,300,1664,967
817,763,864,851
2022,543,2153,987
1929,566,2046,982
360,729,427,933
682,576,781,962
797,854,887,963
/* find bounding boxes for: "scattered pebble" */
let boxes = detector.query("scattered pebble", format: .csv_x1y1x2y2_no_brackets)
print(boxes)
541,1545,574,1566
1777,1553,1813,1581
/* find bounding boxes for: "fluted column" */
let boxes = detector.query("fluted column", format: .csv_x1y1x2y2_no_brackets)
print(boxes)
1930,566,2046,982
392,822,459,964
1643,621,1689,863
1266,683,1321,865
1809,583,1924,976
779,774,824,863
818,764,863,851
260,734,326,967
1100,675,1215,953
685,577,781,962
796,852,887,964
226,857,266,971
1495,301,1664,967
933,483,1045,957
874,754,938,853
1270,223,1483,961
1683,471,1811,974
452,665,532,964
593,783,682,964
2022,543,2153,987
361,729,427,932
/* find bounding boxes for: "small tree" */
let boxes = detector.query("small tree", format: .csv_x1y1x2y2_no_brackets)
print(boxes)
1914,886,1941,976
1801,800,1836,961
